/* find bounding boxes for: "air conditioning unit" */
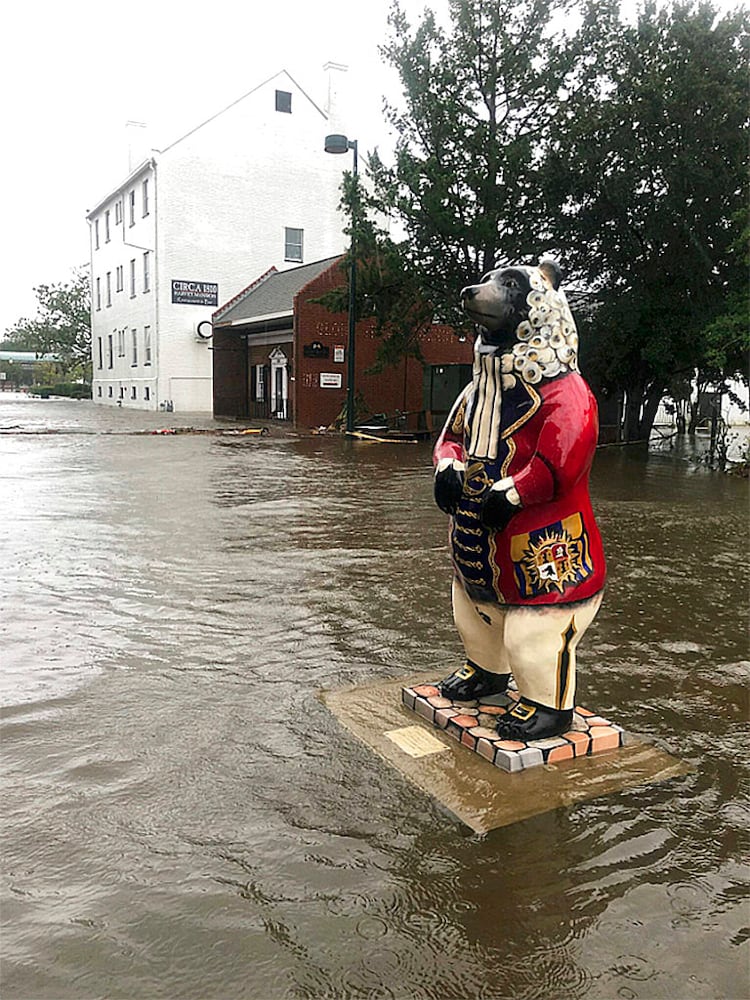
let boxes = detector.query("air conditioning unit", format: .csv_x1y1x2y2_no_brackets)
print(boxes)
195,320,213,341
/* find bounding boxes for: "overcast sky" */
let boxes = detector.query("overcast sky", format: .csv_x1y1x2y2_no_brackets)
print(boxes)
2,0,743,335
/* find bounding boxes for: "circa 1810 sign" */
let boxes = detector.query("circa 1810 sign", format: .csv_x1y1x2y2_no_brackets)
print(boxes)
171,280,219,306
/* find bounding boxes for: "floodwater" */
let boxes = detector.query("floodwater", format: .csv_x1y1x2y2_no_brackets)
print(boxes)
1,395,748,1000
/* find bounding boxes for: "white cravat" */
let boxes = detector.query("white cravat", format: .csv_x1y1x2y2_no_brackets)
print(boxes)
467,351,503,460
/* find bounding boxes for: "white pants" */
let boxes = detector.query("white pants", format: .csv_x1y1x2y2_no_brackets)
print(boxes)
452,576,603,711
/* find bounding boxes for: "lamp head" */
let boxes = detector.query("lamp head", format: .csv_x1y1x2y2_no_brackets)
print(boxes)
324,133,351,154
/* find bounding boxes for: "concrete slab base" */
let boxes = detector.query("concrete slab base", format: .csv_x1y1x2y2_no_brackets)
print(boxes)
321,674,690,834
403,682,627,772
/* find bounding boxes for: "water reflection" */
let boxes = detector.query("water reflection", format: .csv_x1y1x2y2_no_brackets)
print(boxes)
1,397,747,1000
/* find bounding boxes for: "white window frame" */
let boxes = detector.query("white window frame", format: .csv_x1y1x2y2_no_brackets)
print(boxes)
129,259,136,297
142,178,149,217
131,328,138,366
94,219,100,249
143,252,150,292
116,265,123,292
95,277,101,310
269,347,288,417
255,365,266,402
115,200,122,225
284,227,303,262
106,271,112,307
129,190,136,226
144,326,152,366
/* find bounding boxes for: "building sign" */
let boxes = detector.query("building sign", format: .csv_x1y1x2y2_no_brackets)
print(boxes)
320,373,343,388
333,346,345,363
303,341,329,359
171,280,219,306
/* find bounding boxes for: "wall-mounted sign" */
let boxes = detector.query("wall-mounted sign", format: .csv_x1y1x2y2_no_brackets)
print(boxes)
333,346,345,363
320,373,343,388
171,280,219,306
303,341,329,359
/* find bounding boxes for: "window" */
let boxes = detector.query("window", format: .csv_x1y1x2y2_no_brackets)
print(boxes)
107,334,113,369
142,179,149,216
94,219,100,249
131,328,138,366
97,337,103,369
131,386,137,400
97,386,102,397
129,259,136,297
143,252,150,292
144,386,151,401
106,272,112,307
116,265,123,292
275,90,292,113
96,277,101,311
119,386,125,399
129,190,136,226
108,386,113,398
144,326,152,365
117,329,125,357
284,227,303,262
105,210,110,242
252,365,266,402
115,200,122,225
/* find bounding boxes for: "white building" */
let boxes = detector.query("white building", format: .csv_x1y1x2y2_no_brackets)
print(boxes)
88,67,350,411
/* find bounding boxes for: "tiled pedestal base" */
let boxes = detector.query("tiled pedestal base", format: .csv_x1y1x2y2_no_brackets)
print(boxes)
402,682,627,773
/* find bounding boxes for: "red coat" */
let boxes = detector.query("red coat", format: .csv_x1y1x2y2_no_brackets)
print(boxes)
434,369,606,606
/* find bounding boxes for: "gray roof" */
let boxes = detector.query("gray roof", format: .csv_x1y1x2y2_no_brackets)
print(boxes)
213,256,343,326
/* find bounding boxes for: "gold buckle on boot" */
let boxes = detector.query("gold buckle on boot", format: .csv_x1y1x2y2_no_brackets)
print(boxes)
509,701,537,722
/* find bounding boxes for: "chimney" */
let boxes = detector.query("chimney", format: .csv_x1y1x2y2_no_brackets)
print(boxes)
126,121,150,173
322,62,349,133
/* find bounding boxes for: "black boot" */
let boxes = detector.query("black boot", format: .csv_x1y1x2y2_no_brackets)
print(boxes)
439,661,510,701
496,697,573,741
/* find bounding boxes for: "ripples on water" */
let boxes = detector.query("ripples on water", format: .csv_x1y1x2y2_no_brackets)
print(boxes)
1,398,748,999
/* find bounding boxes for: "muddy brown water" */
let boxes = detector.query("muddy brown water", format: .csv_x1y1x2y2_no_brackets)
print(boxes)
1,396,748,1000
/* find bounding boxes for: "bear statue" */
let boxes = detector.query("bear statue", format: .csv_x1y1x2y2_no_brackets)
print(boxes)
433,259,606,742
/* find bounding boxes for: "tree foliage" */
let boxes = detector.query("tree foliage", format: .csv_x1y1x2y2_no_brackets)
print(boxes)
544,1,749,438
369,0,588,323
330,0,747,439
315,171,436,371
2,269,92,379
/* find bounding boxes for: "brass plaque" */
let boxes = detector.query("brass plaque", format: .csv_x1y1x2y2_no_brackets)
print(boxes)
384,726,450,758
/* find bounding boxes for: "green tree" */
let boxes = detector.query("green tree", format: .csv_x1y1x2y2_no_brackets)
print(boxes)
316,170,440,372
544,1,749,440
2,269,92,380
367,0,590,325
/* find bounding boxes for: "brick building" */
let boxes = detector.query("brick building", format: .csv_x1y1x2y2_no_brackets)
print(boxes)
87,66,350,412
212,256,473,431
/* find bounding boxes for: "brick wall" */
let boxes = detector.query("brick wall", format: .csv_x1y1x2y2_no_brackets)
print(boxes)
293,261,472,430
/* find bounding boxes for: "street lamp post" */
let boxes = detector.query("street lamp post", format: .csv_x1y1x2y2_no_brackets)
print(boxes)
324,133,358,433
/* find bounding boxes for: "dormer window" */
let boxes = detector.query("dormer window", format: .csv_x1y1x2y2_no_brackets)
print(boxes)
275,90,292,113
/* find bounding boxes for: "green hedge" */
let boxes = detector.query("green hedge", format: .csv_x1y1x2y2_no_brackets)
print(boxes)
33,383,92,399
